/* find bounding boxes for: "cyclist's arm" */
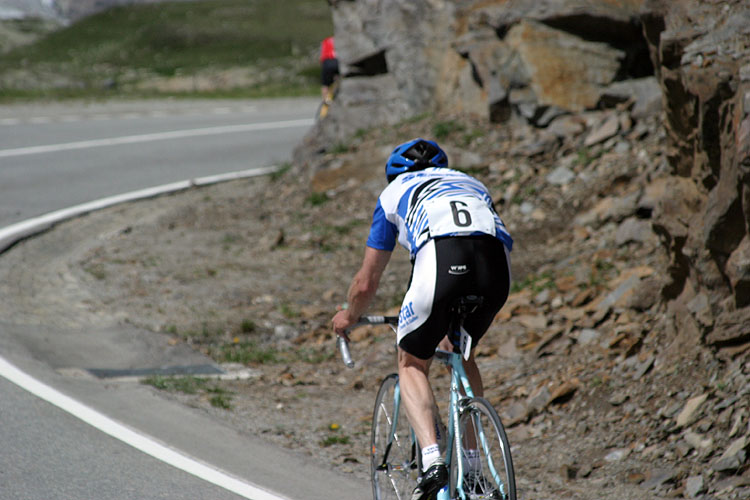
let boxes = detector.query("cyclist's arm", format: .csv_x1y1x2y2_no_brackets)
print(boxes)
332,246,392,336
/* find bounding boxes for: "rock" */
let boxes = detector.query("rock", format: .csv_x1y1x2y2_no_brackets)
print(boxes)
584,114,621,146
527,385,552,413
599,76,663,118
274,324,297,341
686,293,713,329
641,467,676,490
626,276,661,312
516,314,547,331
726,236,750,307
450,149,484,170
685,475,705,498
577,328,600,345
604,448,630,462
683,431,713,453
729,408,747,438
705,307,750,346
596,274,640,311
712,436,748,472
504,20,624,113
608,391,629,406
676,393,709,428
643,0,750,331
549,380,578,404
615,217,653,246
502,401,529,426
632,354,655,379
546,115,586,138
259,229,284,251
546,166,576,186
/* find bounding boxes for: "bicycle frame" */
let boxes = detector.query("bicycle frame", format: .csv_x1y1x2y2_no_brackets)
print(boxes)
434,348,507,500
340,313,510,500
435,348,472,500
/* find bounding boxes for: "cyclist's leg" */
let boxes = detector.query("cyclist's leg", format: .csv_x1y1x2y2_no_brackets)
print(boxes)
397,348,438,455
462,350,484,397
396,239,447,466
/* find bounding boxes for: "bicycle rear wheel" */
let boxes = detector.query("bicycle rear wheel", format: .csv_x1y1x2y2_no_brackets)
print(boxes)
371,373,420,500
450,397,516,500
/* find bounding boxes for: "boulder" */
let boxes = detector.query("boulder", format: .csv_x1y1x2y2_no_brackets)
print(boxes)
322,0,659,136
504,20,624,113
599,76,663,118
331,0,456,114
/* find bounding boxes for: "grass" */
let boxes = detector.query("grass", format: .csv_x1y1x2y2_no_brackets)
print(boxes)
207,338,332,366
210,340,281,364
320,435,350,446
0,0,332,101
511,271,557,294
433,120,466,140
83,263,107,280
306,192,330,206
141,375,234,409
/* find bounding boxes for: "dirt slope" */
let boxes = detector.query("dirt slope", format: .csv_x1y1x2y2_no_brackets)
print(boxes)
2,111,748,499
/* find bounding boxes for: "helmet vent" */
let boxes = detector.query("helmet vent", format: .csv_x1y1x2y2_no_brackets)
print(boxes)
403,141,440,164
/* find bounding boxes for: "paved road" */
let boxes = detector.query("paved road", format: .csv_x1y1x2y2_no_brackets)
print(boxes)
0,98,314,226
0,98,370,500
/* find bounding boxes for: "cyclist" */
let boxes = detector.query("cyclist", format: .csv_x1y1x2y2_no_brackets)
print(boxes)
319,36,339,103
332,138,513,500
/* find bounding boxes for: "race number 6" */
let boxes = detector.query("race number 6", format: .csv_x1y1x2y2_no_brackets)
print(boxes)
450,200,473,227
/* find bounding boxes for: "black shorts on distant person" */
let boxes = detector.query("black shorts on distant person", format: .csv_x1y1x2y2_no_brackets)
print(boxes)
321,58,340,87
398,235,511,360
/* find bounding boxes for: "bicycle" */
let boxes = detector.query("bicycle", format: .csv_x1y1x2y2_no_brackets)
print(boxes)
337,295,517,500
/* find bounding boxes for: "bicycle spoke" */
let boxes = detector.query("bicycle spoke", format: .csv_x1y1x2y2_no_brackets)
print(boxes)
371,374,419,500
451,398,516,500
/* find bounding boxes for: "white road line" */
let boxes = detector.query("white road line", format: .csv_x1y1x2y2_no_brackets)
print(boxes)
0,118,313,159
0,166,280,253
0,355,289,500
0,167,293,499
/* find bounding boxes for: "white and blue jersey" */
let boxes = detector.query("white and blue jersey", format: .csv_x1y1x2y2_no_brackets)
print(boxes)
366,168,513,258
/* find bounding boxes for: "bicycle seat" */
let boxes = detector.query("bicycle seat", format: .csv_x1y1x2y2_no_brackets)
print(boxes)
445,295,484,354
449,295,484,316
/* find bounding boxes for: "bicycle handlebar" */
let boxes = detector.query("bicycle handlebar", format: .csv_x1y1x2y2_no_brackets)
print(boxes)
337,316,398,368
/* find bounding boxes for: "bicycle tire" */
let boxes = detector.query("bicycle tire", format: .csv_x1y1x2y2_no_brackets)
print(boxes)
371,373,420,500
449,397,516,500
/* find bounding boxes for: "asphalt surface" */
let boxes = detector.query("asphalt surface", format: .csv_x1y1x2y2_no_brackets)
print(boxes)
0,98,371,500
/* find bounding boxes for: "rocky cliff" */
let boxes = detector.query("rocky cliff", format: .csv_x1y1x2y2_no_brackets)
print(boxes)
642,0,750,350
298,0,750,350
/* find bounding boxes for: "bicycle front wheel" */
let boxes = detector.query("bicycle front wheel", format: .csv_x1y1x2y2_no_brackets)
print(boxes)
450,397,516,500
371,373,420,500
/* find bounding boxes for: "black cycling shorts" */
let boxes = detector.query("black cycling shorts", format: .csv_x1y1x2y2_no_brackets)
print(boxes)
398,235,511,360
321,58,340,86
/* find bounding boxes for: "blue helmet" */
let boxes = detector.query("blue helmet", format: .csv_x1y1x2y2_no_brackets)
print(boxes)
385,138,448,183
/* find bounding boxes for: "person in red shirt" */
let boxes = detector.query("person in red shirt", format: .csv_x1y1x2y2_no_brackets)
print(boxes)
320,36,340,103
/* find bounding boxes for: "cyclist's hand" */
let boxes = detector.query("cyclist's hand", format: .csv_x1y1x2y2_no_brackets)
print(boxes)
332,308,355,341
